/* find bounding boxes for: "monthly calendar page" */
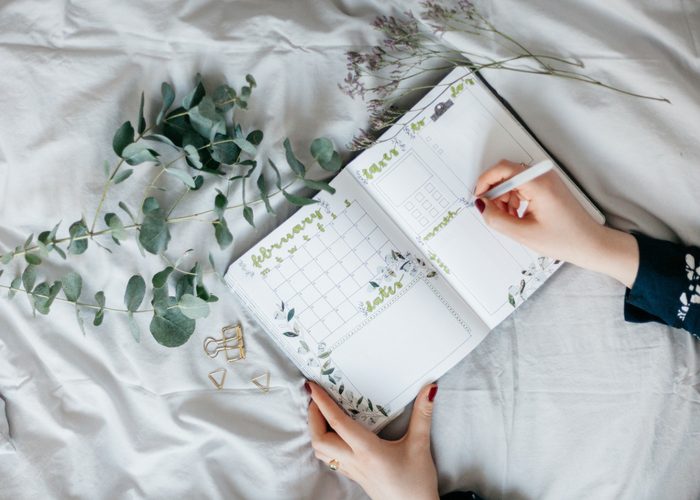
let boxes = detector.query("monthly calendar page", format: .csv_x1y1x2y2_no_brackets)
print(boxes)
227,169,489,430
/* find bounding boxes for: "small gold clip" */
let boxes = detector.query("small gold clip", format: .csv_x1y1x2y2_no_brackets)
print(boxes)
251,372,270,393
208,368,227,390
203,324,246,363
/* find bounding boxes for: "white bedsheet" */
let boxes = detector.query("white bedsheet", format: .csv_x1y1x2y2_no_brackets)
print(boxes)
0,1,698,499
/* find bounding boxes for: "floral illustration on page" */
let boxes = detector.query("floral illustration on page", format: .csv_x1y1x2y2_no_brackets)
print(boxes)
273,300,391,426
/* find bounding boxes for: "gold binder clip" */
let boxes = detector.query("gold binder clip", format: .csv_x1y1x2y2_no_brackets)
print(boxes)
251,372,270,393
208,368,227,390
203,324,246,363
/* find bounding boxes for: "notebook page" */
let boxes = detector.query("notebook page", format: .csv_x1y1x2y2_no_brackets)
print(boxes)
346,67,564,328
226,168,489,430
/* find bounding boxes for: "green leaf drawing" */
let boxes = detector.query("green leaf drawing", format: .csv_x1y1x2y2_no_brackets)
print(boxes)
287,308,295,321
283,331,298,337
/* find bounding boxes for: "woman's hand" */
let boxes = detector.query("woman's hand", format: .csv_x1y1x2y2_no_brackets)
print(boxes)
474,160,639,288
306,381,440,500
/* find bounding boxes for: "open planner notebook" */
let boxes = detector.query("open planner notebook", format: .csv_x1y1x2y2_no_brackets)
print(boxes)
225,66,604,430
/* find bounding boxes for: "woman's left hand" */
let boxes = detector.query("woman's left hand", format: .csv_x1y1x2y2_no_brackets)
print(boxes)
306,381,440,500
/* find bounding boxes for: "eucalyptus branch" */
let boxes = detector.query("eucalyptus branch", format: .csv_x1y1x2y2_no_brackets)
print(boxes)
0,74,343,347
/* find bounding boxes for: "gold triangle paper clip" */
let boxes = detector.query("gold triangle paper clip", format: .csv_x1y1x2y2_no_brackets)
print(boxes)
208,368,227,390
203,324,246,364
251,372,270,394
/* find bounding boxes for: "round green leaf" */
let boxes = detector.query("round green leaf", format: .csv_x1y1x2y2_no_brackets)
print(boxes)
62,271,83,302
177,293,210,319
149,302,196,347
124,274,146,312
310,137,334,164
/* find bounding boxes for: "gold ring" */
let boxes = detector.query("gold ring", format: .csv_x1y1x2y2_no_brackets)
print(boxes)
328,459,340,471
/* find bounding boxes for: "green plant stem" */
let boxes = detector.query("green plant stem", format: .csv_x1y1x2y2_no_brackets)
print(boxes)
4,178,299,260
0,284,155,314
90,125,154,233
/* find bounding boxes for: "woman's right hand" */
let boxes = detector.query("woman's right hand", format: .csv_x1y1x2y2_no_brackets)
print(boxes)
474,160,639,288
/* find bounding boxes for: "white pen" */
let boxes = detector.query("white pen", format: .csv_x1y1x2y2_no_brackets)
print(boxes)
479,159,554,200
479,160,554,200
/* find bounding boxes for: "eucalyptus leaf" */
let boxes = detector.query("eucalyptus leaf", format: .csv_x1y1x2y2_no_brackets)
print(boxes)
188,96,225,139
137,91,146,134
243,206,255,228
113,121,134,157
62,271,83,302
118,201,137,224
122,143,158,165
192,175,204,191
177,293,209,319
23,233,34,249
182,79,205,110
124,274,146,312
95,290,105,308
302,178,336,194
283,191,318,206
139,197,171,254
232,138,256,156
75,307,87,336
1,252,13,265
113,168,134,184
165,167,196,188
213,218,233,249
256,173,274,214
104,213,128,241
8,275,21,299
32,282,52,315
184,144,203,169
93,308,105,326
283,138,305,176
151,286,169,316
152,266,173,288
211,140,240,164
68,220,89,255
25,253,41,266
212,84,236,112
214,192,227,219
22,265,36,293
149,299,196,347
310,137,334,164
143,133,177,149
245,74,257,88
127,313,141,342
156,82,175,125
246,130,263,146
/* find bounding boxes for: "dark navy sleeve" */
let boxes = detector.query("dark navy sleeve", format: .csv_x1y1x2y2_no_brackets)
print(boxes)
624,233,700,338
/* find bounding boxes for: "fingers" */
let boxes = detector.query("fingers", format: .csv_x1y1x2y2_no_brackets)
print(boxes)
307,382,373,451
407,384,437,446
308,400,353,460
479,197,535,241
474,160,525,197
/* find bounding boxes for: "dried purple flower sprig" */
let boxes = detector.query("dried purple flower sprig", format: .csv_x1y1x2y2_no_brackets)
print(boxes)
342,0,669,151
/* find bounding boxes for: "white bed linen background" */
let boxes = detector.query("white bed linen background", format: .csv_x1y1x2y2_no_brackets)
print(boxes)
0,1,698,498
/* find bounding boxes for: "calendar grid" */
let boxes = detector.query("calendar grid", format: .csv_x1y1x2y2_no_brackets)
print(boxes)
261,201,394,344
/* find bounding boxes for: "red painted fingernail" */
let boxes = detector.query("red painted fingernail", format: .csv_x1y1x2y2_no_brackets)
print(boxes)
475,198,485,213
304,381,311,394
428,385,438,402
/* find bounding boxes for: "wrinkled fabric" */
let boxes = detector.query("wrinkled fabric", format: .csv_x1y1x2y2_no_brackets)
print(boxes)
0,1,699,499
